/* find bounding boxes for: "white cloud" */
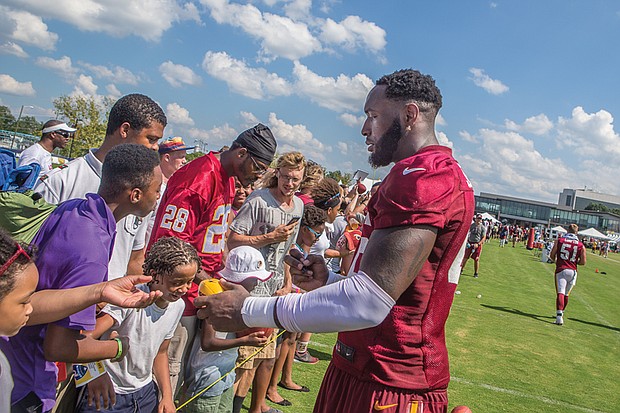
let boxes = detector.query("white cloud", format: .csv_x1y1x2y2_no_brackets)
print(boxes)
189,123,239,151
283,0,312,21
340,113,365,128
319,15,386,54
106,84,121,98
71,74,98,97
2,0,199,42
0,74,35,96
469,68,509,95
436,131,454,149
0,41,28,58
81,62,140,85
266,112,330,161
166,102,195,126
504,113,553,136
159,61,202,88
459,130,478,143
436,113,447,126
35,56,79,80
202,51,292,99
337,141,348,154
202,0,321,61
459,128,572,201
293,62,373,112
556,106,620,159
490,2,498,8
0,6,58,50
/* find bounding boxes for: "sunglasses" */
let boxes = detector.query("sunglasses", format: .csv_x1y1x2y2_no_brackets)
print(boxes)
0,243,31,277
305,225,323,240
249,155,268,175
55,131,72,138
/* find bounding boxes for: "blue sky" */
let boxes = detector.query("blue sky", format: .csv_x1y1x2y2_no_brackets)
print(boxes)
1,0,619,203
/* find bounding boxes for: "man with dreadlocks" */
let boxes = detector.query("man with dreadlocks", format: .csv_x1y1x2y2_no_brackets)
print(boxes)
77,237,200,413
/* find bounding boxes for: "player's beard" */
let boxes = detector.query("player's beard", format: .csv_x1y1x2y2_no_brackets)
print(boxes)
369,118,403,168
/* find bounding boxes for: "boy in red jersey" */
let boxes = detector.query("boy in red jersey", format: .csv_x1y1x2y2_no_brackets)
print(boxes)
198,69,475,413
148,124,277,395
549,224,586,325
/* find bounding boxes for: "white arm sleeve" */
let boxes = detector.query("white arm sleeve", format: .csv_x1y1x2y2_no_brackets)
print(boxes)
241,271,395,333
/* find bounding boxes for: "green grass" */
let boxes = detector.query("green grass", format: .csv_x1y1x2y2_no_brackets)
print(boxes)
237,242,620,412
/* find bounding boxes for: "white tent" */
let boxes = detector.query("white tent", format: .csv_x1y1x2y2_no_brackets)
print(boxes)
578,227,611,240
551,226,567,233
480,212,500,223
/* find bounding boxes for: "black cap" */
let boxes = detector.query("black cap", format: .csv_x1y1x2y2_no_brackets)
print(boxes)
234,123,277,165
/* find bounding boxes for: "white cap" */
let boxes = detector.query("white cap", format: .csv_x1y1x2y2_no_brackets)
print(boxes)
218,246,273,284
41,122,77,134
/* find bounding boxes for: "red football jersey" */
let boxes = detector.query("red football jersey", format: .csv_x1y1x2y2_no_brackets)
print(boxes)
555,233,584,273
149,152,234,316
340,145,474,391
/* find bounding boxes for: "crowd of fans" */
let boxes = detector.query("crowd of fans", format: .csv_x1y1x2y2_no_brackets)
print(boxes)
0,92,377,413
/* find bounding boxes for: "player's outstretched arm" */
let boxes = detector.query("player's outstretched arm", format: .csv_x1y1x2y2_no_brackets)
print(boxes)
27,275,161,326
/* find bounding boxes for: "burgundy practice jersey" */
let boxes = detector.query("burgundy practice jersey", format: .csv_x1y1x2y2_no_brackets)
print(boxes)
149,152,234,316
341,145,474,391
554,233,584,273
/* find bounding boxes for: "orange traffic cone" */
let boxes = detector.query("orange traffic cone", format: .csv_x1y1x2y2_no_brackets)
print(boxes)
595,268,599,273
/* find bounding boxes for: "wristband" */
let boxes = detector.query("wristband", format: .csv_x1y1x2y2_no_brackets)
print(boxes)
272,296,284,329
111,338,122,361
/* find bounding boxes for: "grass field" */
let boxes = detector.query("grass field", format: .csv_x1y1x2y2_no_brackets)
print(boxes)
235,240,619,412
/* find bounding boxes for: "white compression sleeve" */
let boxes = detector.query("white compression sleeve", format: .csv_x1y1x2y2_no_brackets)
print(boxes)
241,271,395,333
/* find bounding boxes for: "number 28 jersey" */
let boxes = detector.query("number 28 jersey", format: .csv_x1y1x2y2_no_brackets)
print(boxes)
555,233,584,273
148,152,234,316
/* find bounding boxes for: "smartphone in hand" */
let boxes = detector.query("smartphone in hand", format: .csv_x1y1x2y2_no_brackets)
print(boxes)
287,216,300,225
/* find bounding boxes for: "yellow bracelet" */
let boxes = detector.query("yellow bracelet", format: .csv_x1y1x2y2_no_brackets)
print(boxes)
111,338,122,361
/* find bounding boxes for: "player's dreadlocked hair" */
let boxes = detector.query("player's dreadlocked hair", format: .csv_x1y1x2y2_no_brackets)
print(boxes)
302,205,327,228
311,177,341,210
143,237,201,283
376,69,442,115
0,228,35,301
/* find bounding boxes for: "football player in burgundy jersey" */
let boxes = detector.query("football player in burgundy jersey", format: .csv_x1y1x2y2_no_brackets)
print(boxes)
549,224,586,325
197,70,475,413
148,123,277,396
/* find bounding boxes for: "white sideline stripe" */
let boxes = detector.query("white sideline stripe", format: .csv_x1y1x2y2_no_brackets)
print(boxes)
451,376,608,413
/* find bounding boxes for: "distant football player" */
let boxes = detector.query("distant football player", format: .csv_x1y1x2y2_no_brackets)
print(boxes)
549,223,586,325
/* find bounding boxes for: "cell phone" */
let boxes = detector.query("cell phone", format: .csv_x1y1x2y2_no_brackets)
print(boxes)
287,217,300,225
352,169,369,182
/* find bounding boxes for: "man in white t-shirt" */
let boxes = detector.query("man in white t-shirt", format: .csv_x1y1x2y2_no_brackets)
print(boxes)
35,93,167,279
18,120,75,175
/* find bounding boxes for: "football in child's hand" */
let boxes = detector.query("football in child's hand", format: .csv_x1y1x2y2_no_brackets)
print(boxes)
451,406,472,413
236,327,273,338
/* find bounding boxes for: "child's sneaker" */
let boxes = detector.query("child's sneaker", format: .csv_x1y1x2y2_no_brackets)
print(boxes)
294,351,319,364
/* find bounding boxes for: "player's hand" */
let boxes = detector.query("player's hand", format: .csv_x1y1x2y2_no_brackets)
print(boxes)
99,275,163,308
86,373,115,410
270,222,298,243
194,280,250,331
284,249,329,291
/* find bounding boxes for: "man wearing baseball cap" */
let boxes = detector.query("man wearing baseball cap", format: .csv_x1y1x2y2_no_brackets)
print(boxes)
158,137,195,183
17,120,76,175
460,213,487,278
